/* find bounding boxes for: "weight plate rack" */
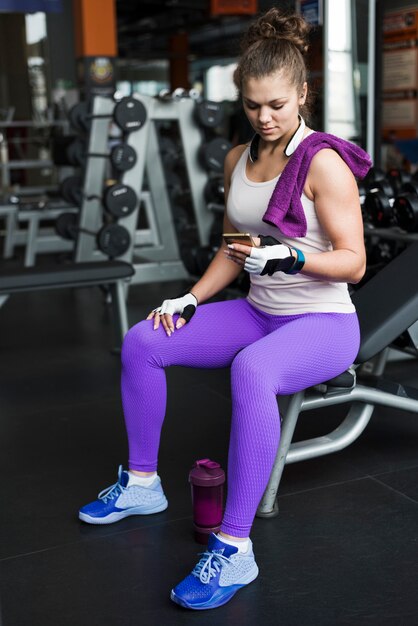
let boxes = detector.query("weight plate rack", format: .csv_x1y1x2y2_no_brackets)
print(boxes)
74,94,219,286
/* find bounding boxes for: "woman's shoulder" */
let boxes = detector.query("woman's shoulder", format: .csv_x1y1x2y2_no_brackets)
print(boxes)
224,143,249,178
308,143,352,175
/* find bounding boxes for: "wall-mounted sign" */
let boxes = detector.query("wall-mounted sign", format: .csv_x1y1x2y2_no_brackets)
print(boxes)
382,9,418,140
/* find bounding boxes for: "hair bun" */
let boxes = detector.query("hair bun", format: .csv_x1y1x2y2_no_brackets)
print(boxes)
243,8,310,56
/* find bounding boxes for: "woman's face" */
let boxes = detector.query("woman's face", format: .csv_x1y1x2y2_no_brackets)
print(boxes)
242,71,307,143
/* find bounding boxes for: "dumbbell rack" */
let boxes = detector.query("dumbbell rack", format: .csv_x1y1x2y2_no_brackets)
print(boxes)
75,94,215,285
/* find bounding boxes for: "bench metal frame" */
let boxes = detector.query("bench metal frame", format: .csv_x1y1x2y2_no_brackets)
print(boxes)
257,242,418,518
257,347,418,518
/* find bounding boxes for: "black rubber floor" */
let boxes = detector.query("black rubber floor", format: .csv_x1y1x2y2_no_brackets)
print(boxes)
0,278,417,626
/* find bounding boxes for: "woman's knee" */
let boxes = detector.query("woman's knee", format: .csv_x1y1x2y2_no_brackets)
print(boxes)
121,319,155,365
232,347,267,386
231,346,281,395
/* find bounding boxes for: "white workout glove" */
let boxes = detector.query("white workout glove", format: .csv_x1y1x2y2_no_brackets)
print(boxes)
154,292,198,323
244,235,296,276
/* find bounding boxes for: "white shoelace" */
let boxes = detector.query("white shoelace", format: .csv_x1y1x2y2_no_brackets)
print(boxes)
97,465,126,503
192,552,232,584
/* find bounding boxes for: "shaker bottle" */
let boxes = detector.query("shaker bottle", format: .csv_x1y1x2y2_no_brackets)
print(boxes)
189,458,225,544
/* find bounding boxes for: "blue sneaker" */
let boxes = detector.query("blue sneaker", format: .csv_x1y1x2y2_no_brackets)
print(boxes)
170,533,259,610
78,465,168,524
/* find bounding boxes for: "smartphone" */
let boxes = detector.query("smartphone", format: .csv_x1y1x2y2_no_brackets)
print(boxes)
223,232,257,246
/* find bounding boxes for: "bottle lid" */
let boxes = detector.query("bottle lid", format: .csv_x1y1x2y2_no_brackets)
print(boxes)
189,458,225,486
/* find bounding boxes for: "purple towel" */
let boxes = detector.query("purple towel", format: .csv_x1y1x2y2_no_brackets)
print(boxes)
262,132,372,238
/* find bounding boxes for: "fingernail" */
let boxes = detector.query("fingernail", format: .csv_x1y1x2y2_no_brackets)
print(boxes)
228,244,234,249
167,331,171,337
176,322,181,329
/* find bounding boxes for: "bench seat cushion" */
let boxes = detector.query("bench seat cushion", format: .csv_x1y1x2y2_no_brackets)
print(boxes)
0,261,134,293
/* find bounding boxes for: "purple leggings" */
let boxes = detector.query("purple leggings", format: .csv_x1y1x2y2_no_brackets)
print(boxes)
121,298,360,537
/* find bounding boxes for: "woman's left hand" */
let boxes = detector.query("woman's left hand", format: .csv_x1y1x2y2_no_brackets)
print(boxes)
223,236,260,269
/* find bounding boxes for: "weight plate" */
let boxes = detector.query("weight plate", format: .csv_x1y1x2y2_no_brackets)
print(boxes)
60,175,83,206
199,137,232,173
68,102,90,134
400,180,418,196
204,177,224,204
387,168,411,194
55,212,78,240
97,224,131,257
364,167,386,186
104,183,137,218
114,97,147,133
66,137,87,167
363,189,393,227
372,179,394,198
195,100,224,128
393,194,418,232
110,144,137,171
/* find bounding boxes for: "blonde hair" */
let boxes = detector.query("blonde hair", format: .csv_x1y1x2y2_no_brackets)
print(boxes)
234,8,312,116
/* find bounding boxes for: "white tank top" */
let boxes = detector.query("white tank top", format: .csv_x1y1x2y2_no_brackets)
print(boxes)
227,146,355,315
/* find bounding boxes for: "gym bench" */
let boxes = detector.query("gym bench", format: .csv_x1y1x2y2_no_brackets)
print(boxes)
0,260,135,348
257,241,418,518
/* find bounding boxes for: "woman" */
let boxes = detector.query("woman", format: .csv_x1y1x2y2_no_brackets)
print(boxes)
79,8,371,610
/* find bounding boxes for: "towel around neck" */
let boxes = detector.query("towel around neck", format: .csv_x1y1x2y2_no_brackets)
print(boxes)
262,131,372,238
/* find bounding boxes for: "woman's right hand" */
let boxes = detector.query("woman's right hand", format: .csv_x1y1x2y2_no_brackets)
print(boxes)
146,292,198,336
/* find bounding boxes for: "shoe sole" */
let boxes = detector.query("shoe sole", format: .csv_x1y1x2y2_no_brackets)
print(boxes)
170,564,259,610
78,499,168,524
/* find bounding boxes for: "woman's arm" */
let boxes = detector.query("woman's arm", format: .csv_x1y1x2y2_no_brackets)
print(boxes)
150,145,248,335
302,149,366,284
190,145,248,304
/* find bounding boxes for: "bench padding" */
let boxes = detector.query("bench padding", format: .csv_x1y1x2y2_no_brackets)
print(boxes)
0,261,134,294
353,242,418,364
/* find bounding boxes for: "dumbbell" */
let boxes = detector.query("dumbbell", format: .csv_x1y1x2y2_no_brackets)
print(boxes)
60,174,83,206
204,176,224,207
53,135,137,171
81,182,138,217
199,137,232,173
87,143,138,172
172,88,200,100
157,88,201,102
101,182,138,218
365,238,405,269
68,97,147,135
164,170,190,203
392,176,418,232
194,100,224,128
55,212,131,258
159,136,183,169
52,135,87,168
386,168,412,196
172,88,189,100
363,177,397,227
357,180,367,206
364,166,387,188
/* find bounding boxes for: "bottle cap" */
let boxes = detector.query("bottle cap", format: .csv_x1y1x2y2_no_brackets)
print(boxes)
189,458,225,487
